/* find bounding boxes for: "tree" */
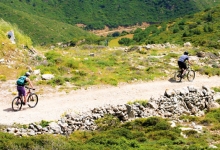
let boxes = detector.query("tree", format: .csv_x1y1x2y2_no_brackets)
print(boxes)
118,38,132,46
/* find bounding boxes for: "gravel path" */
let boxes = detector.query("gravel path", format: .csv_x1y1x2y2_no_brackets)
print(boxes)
1,74,220,125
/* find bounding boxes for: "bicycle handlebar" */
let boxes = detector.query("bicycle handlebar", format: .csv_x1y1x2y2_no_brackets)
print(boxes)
25,86,35,90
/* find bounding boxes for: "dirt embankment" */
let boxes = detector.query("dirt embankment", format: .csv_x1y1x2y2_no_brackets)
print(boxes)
76,22,150,36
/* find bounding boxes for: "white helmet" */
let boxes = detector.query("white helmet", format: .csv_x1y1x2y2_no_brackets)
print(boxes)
25,72,31,77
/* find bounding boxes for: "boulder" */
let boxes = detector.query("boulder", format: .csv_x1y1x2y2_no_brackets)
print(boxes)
197,51,206,57
41,74,54,80
184,42,192,47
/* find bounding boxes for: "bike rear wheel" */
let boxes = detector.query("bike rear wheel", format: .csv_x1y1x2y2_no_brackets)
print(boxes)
187,70,195,82
27,93,38,108
174,71,182,82
12,96,22,111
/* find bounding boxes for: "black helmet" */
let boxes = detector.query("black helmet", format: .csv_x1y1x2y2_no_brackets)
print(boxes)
25,72,31,77
184,51,189,55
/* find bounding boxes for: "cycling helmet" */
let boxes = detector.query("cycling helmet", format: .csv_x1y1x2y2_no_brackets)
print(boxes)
25,72,31,77
184,51,189,55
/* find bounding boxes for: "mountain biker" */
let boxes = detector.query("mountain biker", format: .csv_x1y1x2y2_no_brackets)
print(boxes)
16,72,34,105
177,51,192,78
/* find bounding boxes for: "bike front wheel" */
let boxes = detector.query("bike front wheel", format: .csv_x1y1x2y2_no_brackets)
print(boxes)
27,93,38,108
187,70,195,82
12,96,22,111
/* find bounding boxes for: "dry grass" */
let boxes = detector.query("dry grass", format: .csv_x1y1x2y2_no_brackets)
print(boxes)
109,34,133,47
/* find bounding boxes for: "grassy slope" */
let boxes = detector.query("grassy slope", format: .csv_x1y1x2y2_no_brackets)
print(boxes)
0,3,98,45
131,5,220,48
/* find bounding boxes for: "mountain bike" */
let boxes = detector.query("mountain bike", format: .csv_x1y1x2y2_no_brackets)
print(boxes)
12,86,38,111
174,65,195,82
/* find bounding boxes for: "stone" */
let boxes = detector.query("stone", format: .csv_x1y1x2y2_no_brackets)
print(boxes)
41,74,54,80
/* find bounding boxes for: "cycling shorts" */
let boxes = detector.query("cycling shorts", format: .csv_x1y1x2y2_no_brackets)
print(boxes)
178,61,187,69
17,86,26,97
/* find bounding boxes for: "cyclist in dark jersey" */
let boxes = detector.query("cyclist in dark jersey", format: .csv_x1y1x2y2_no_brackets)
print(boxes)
178,51,192,77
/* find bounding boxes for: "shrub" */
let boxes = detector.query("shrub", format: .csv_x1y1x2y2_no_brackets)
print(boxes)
73,70,87,76
154,120,171,130
100,77,118,86
173,28,179,33
127,100,148,107
182,130,198,137
179,115,199,122
48,76,65,86
163,53,179,60
36,66,60,75
118,38,132,46
204,108,220,123
143,117,160,127
129,140,140,148
45,51,63,64
110,128,134,139
147,130,178,140
39,120,50,127
0,75,6,81
95,115,120,131
65,59,79,69
112,31,120,37
212,87,220,92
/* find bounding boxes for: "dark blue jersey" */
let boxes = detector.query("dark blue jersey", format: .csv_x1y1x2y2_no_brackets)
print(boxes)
178,55,189,62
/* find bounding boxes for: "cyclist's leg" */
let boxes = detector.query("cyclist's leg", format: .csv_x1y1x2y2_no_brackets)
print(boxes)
178,61,184,77
181,63,187,77
17,86,26,104
23,90,27,104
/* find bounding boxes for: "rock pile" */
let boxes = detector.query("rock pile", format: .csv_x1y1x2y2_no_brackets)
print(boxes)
4,86,219,136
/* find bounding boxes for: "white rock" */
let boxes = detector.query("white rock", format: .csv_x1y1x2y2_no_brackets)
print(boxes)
41,74,54,80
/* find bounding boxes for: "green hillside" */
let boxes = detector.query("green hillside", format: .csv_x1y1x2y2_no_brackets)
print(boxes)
2,0,220,28
1,0,220,45
123,5,220,49
0,3,98,45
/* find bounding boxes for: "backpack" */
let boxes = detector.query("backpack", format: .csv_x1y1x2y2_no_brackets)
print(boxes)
16,76,26,86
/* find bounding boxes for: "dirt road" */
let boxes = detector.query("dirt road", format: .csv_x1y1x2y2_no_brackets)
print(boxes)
1,75,220,125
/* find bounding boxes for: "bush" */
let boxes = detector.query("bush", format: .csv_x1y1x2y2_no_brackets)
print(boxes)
37,66,60,75
95,115,120,131
204,108,220,123
118,38,132,46
112,31,120,37
39,120,50,127
147,130,179,141
100,77,118,86
127,100,148,107
45,51,63,64
212,87,220,92
65,59,79,69
0,75,6,81
110,128,134,139
182,130,198,137
48,76,65,86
